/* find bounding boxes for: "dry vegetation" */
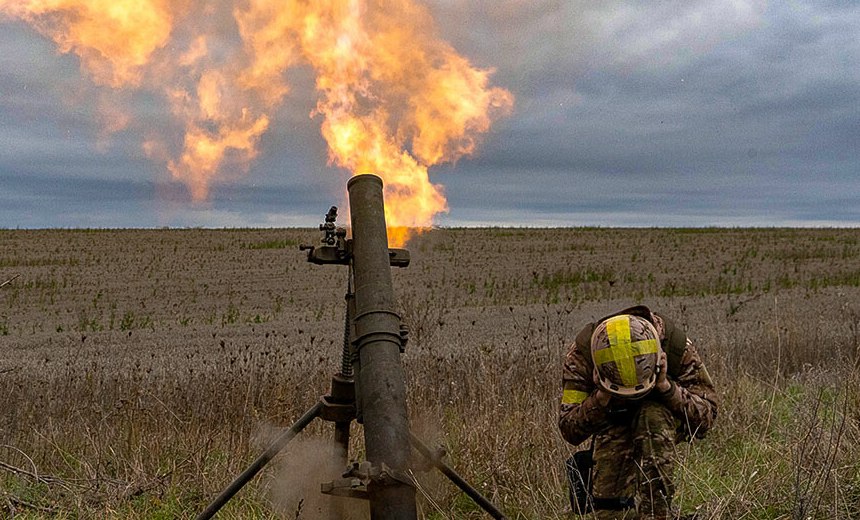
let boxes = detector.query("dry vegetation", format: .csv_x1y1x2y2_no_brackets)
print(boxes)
1,227,859,519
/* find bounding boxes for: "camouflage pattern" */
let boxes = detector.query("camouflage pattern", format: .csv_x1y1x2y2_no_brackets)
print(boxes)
559,310,719,518
589,401,676,519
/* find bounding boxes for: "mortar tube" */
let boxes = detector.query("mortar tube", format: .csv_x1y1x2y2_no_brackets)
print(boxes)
347,174,417,519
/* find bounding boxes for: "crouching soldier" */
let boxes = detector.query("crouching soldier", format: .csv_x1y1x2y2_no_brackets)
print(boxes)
559,306,718,519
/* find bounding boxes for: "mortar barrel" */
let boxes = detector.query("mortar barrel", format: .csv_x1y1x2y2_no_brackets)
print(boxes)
347,174,417,519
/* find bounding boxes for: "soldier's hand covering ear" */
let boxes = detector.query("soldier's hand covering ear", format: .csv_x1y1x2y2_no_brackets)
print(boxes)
591,367,613,407
655,350,671,394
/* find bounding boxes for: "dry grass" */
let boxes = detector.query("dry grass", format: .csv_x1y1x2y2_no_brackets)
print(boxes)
1,227,859,518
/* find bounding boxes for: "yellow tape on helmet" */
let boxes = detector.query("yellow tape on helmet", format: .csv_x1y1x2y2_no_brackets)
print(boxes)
593,315,659,387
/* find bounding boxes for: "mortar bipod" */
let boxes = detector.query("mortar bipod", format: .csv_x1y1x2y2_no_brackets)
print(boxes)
195,308,505,519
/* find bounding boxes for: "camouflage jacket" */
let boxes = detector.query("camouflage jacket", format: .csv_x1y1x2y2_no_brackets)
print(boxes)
558,311,719,446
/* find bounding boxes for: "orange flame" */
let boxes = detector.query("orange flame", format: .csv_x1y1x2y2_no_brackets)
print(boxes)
285,0,513,244
0,0,176,87
2,0,513,244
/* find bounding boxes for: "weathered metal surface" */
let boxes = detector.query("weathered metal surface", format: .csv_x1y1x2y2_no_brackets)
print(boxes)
347,174,417,519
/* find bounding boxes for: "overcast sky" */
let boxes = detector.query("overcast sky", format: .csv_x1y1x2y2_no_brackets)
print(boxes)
1,1,858,229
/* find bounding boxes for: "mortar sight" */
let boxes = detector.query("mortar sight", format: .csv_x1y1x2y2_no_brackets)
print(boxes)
300,205,411,267
300,206,349,265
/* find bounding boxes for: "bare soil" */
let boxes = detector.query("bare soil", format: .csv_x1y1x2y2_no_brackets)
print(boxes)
1,227,859,518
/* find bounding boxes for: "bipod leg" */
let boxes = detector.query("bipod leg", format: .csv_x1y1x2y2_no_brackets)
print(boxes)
196,401,324,520
409,433,508,520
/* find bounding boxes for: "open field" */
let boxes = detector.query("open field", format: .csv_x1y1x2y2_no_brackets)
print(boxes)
1,227,860,519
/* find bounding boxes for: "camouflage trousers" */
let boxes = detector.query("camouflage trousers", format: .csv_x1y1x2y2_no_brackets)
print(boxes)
589,400,676,520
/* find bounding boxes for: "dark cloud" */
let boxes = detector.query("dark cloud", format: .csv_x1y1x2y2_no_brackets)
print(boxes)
0,171,339,228
1,1,858,227
430,0,859,229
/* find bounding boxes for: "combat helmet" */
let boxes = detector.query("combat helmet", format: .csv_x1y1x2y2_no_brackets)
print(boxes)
591,314,661,399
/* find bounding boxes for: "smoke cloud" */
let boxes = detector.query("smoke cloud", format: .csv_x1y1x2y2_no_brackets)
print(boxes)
259,433,368,520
